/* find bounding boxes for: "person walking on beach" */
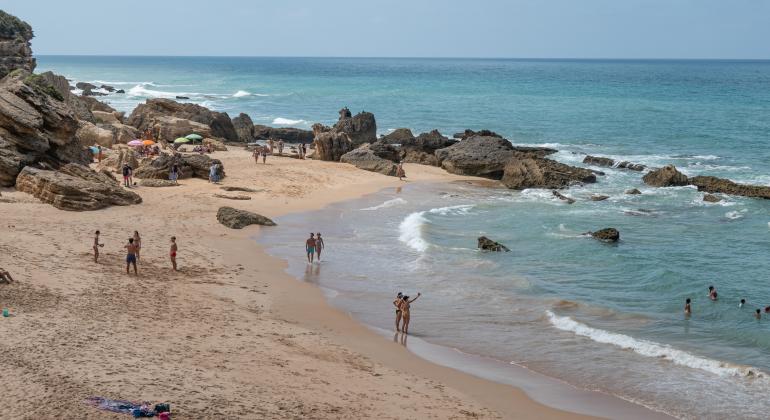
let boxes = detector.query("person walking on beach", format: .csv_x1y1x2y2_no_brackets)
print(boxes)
261,147,268,164
278,140,284,155
400,292,421,334
315,232,325,261
93,230,104,263
397,162,406,181
684,298,692,316
125,238,139,275
268,139,275,154
393,292,404,331
305,233,316,264
302,143,307,159
132,231,142,261
708,286,718,301
253,147,260,165
169,236,178,271
122,163,132,187
209,162,219,183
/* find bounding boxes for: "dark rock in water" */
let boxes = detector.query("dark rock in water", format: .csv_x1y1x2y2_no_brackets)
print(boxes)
690,176,770,200
15,164,142,211
232,112,255,142
175,95,190,100
703,193,722,203
435,136,515,179
0,10,36,78
115,89,125,94
127,98,238,141
589,228,620,243
588,169,606,176
454,129,503,140
642,165,688,187
368,140,400,162
501,158,596,190
313,129,352,161
510,146,558,158
552,190,576,204
75,82,97,91
478,236,510,252
626,188,642,195
340,144,397,176
590,194,610,201
134,153,224,180
333,107,376,146
380,128,415,144
100,84,115,92
217,206,276,229
583,155,646,171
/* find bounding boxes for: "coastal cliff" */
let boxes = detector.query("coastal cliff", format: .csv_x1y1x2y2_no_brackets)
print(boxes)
0,10,35,78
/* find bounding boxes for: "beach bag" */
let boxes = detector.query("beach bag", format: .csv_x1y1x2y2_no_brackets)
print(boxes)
155,403,170,413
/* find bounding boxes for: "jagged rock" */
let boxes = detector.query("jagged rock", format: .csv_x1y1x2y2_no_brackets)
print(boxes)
217,206,276,229
38,72,96,123
583,155,646,171
102,122,141,145
642,165,688,187
203,137,227,151
175,95,189,100
76,121,114,147
115,89,125,94
15,164,141,211
134,153,224,180
232,113,255,142
340,144,397,176
626,188,642,195
75,82,97,91
213,193,251,200
454,129,503,140
435,136,515,178
552,190,576,204
313,130,352,161
380,128,415,144
253,124,314,143
703,193,722,203
150,116,211,143
92,110,120,124
0,11,36,78
589,228,620,243
477,236,510,252
399,130,456,166
501,158,596,190
690,176,770,199
368,140,400,162
140,179,177,187
127,98,238,141
333,107,376,146
590,194,610,201
100,84,115,92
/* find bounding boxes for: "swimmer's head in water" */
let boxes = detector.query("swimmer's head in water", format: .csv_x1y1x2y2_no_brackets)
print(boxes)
686,298,691,304
757,309,761,314
741,299,746,304
708,286,714,291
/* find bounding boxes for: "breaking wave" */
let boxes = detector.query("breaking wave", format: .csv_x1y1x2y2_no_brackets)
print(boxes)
398,211,430,252
360,198,407,211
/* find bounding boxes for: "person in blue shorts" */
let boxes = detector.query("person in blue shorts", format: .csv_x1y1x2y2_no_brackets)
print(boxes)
125,238,139,275
305,233,316,264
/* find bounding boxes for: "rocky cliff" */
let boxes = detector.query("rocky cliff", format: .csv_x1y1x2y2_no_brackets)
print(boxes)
0,10,36,79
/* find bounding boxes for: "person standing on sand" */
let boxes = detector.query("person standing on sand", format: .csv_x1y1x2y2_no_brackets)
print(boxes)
169,163,179,185
268,139,275,154
169,236,178,271
261,147,267,164
400,293,421,334
684,298,691,316
253,147,260,165
305,233,316,264
278,140,284,155
397,162,406,181
93,230,104,263
209,162,219,183
125,238,139,275
132,231,142,261
122,164,131,187
393,292,404,331
315,232,325,261
302,143,307,159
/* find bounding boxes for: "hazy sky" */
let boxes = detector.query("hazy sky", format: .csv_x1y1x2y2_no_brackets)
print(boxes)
4,0,770,58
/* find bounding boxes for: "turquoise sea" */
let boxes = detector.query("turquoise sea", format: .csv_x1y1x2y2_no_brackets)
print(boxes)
38,56,770,419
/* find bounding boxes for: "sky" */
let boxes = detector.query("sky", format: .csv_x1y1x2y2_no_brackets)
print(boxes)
3,0,770,59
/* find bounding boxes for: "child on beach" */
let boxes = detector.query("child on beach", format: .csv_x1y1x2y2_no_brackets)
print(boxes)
684,298,691,316
393,292,403,331
93,230,104,263
305,233,316,264
400,292,421,334
125,238,139,275
315,232,325,261
169,236,178,271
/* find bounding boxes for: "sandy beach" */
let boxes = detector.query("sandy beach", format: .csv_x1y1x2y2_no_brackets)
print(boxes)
0,149,610,419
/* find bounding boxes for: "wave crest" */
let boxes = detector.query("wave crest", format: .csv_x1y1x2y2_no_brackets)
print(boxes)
361,198,407,211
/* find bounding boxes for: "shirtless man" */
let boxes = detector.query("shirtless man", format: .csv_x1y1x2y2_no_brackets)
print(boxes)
393,292,404,331
93,230,104,263
305,233,316,264
169,236,178,271
400,292,421,334
125,238,139,275
315,232,325,261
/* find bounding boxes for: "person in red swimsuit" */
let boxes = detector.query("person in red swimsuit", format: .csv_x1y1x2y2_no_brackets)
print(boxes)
169,236,178,271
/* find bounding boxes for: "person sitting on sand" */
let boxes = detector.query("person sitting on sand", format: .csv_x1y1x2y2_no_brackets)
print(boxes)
684,298,691,316
393,292,404,331
397,162,406,181
708,286,718,301
0,267,14,284
93,230,104,263
125,238,139,275
315,232,325,261
133,231,142,261
305,233,316,264
755,309,762,320
400,292,421,334
169,236,178,271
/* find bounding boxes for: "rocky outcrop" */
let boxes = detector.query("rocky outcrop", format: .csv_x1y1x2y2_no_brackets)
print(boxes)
703,193,722,203
626,188,641,195
77,95,116,113
253,125,314,143
232,113,255,142
313,130,352,161
102,122,141,145
150,116,211,143
217,206,276,229
583,155,646,171
689,176,770,199
589,228,620,243
590,194,610,201
478,236,510,252
203,137,227,151
552,190,576,204
502,158,596,190
134,153,224,180
642,165,688,187
15,164,141,211
399,130,456,166
76,121,114,147
435,136,514,178
453,129,502,140
368,141,400,162
127,98,237,141
380,128,415,144
0,11,36,79
340,144,397,176
92,110,120,124
333,107,376,146
98,149,139,173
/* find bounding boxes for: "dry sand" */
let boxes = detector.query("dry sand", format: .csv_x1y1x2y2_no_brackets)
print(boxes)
0,149,603,419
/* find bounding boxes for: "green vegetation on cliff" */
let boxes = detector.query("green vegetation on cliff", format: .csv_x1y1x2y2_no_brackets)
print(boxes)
0,9,33,40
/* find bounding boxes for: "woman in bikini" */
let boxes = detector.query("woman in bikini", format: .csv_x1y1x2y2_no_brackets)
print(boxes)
393,292,403,331
133,231,142,261
400,292,421,334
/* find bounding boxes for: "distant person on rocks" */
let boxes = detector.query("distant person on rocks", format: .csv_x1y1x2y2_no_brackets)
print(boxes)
169,236,178,271
125,238,139,275
315,232,325,261
684,298,691,316
0,267,15,284
93,230,104,263
305,233,316,264
393,292,404,331
708,286,718,301
397,162,406,181
278,140,284,155
400,293,421,334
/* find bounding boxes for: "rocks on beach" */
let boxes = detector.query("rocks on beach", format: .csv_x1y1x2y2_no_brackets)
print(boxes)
139,179,178,187
333,107,376,146
340,144,398,176
380,128,415,144
127,98,238,141
502,158,596,190
400,130,456,166
477,236,510,252
134,153,225,180
313,127,353,161
217,206,276,229
0,10,36,79
435,135,517,179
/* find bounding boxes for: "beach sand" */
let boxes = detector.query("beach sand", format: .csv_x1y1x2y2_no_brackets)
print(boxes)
0,149,604,419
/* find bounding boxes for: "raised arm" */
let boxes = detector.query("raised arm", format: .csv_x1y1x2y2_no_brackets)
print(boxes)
409,293,421,303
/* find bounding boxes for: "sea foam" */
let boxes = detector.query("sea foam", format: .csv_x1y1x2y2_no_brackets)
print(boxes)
398,211,429,252
233,90,251,97
272,117,306,125
360,198,407,211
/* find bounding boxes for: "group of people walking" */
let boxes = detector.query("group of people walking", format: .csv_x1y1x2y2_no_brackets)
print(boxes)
93,230,178,274
684,285,770,320
304,233,325,263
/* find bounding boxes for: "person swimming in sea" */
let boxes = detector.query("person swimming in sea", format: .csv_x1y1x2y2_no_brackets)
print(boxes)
739,298,746,308
708,286,718,301
684,298,692,316
393,292,404,331
755,309,762,320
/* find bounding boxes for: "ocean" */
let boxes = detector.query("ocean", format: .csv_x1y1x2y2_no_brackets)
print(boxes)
37,56,770,419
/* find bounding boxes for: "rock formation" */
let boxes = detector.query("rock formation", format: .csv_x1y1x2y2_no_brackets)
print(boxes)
127,98,237,141
453,129,502,140
642,165,688,187
501,158,596,190
203,138,227,151
626,188,641,195
98,149,139,173
703,193,722,203
591,194,610,201
253,125,314,143
139,179,177,187
333,107,376,146
689,176,770,199
367,140,400,162
340,144,398,176
589,228,620,243
435,136,515,178
552,190,576,204
231,113,255,142
0,10,35,79
399,130,456,166
380,128,415,144
217,207,276,229
313,129,352,161
583,155,645,171
150,116,212,143
15,164,141,211
134,153,224,180
477,236,510,252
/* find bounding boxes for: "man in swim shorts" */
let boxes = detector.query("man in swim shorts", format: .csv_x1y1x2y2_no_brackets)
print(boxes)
125,238,139,275
305,233,316,264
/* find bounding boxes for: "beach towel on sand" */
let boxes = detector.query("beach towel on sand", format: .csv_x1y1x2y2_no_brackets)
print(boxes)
84,396,154,416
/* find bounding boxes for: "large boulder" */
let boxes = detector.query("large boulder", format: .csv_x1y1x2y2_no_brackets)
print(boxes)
689,176,770,199
478,236,510,252
92,110,120,124
642,165,689,187
502,158,596,190
380,128,415,144
589,228,620,243
103,122,141,145
400,130,457,166
203,137,227,151
313,130,352,161
76,121,114,147
127,98,238,141
77,95,117,113
340,144,397,176
134,153,224,180
15,164,141,211
217,206,276,229
253,124,314,143
368,140,400,162
583,155,646,171
98,149,139,174
435,136,515,179
149,115,212,143
0,11,36,79
232,112,255,142
333,107,376,146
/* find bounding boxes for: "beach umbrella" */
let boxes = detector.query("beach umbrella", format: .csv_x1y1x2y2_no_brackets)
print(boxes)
142,140,155,146
185,134,203,141
174,137,190,144
127,139,143,147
